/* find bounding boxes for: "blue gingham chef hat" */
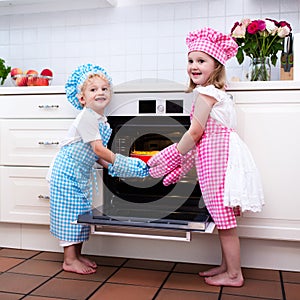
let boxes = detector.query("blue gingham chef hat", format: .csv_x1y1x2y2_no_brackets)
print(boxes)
65,63,112,110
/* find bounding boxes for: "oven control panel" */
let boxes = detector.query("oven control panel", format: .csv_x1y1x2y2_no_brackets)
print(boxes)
138,99,184,114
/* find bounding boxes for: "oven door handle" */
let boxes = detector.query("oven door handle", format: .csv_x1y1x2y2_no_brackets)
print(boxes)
90,226,192,242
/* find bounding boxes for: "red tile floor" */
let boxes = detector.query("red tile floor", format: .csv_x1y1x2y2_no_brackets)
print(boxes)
0,247,299,299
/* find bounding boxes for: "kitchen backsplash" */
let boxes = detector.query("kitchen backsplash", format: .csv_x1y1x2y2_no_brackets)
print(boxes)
0,0,299,86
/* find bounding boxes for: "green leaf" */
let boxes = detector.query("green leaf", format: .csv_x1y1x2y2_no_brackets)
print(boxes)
0,59,11,85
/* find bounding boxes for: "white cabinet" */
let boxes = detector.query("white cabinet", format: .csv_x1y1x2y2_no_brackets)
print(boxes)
229,86,300,241
0,87,77,224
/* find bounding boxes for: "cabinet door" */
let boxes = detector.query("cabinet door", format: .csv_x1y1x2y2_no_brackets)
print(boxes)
0,95,77,118
0,166,50,224
234,100,300,241
0,119,73,166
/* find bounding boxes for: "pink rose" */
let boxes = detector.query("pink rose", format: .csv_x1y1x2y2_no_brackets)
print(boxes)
247,20,259,34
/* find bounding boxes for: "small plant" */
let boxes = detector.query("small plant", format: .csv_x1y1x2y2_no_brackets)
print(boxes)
0,59,11,85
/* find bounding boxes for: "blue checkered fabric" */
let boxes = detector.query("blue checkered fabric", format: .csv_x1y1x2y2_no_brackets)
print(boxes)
108,154,149,178
99,122,112,147
49,122,112,243
65,64,112,110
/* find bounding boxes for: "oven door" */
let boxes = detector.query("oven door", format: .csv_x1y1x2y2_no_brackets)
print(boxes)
78,115,214,238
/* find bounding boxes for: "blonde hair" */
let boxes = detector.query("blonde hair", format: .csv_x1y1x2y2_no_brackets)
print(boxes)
186,58,226,93
81,73,112,92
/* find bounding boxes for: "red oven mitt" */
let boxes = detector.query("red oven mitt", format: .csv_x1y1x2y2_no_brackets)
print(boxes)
108,154,149,178
147,143,183,178
162,148,195,186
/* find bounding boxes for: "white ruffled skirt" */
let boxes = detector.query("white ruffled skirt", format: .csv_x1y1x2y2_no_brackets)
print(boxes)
224,132,264,212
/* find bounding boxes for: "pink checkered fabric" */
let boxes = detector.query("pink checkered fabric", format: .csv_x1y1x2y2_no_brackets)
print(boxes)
195,117,239,229
148,143,183,178
163,148,195,186
186,27,238,65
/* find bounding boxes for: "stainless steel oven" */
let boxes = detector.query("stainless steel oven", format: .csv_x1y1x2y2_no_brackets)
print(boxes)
78,79,213,240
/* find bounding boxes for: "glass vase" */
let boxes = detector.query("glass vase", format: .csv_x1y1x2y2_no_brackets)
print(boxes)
249,57,271,81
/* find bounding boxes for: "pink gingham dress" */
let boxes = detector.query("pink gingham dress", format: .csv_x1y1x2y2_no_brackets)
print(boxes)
192,85,264,230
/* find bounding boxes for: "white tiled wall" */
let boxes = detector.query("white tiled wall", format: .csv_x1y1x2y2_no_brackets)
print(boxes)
0,0,299,86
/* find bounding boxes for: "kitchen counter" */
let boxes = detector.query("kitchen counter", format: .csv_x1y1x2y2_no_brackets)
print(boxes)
1,80,300,95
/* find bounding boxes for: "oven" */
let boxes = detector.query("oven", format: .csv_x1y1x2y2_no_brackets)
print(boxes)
77,80,214,240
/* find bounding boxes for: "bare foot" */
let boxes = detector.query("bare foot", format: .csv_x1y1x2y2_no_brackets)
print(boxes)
204,271,244,287
199,265,227,277
63,259,97,275
78,255,97,269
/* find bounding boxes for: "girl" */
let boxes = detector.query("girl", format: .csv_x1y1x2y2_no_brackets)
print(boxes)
148,28,264,287
49,64,148,275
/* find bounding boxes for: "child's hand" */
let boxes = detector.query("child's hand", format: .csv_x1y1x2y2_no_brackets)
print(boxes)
108,154,149,178
147,144,183,178
162,148,195,186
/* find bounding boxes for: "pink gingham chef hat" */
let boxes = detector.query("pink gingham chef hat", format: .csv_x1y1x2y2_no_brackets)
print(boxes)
186,27,238,65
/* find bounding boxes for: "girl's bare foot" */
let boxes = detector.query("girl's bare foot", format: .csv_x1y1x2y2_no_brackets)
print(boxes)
63,259,96,275
204,271,244,287
199,265,227,277
78,255,97,269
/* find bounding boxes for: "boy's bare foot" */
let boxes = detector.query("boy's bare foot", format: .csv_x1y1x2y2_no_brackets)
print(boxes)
78,255,97,269
63,259,97,275
204,271,244,287
199,265,227,277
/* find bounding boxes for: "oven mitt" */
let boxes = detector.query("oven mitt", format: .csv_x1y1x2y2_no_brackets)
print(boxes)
108,153,149,178
147,143,183,178
162,148,195,186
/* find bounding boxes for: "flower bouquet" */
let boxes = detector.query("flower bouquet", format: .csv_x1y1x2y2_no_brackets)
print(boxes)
231,18,291,80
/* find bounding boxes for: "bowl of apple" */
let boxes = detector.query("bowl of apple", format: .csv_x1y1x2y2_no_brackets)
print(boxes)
11,68,53,86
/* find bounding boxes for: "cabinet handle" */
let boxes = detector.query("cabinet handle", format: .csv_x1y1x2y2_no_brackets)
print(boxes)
38,195,50,200
38,104,59,109
38,141,59,145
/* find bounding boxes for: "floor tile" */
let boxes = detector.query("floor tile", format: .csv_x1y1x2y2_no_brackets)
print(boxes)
89,283,158,300
31,278,100,300
108,267,168,287
163,272,220,293
282,271,300,283
86,255,127,267
155,289,219,300
32,252,63,262
222,278,283,299
0,248,40,259
124,258,175,271
0,257,25,272
242,267,280,281
173,262,215,274
23,296,66,300
56,265,117,282
0,273,49,294
284,282,300,300
0,291,24,300
221,295,269,300
8,259,62,277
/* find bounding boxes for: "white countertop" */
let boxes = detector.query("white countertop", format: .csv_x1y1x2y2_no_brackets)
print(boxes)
1,80,300,95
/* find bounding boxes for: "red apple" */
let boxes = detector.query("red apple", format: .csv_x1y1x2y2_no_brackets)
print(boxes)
35,77,49,86
10,67,23,77
26,69,38,76
16,76,28,86
40,68,53,77
27,76,38,86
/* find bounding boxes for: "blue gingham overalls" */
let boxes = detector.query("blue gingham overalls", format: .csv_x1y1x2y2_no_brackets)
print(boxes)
50,122,112,243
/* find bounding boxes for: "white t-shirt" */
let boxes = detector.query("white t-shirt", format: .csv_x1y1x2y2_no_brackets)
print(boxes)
61,107,109,146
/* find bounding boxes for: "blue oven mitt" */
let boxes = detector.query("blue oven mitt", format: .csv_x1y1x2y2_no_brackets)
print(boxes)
108,154,149,178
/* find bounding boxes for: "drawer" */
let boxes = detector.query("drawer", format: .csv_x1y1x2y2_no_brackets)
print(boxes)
0,94,77,118
0,166,50,224
0,119,73,166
